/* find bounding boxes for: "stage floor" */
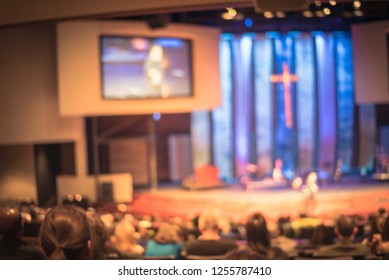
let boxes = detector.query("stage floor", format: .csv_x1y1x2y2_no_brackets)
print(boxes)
125,179,389,223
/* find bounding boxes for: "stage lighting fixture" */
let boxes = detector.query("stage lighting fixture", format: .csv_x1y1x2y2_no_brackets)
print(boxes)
253,0,308,13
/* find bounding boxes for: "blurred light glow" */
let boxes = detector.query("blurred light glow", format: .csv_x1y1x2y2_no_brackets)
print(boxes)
153,112,161,121
329,1,337,6
353,0,361,9
302,10,314,18
245,18,253,28
323,8,331,15
263,11,274,18
315,1,322,7
227,7,237,17
275,11,286,18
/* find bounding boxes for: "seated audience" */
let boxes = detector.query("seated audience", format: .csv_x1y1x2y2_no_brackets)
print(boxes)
0,207,44,260
87,212,110,259
185,211,237,256
145,223,183,259
40,205,92,260
290,212,322,239
315,215,369,258
109,219,144,257
224,248,265,260
371,215,389,255
245,213,287,259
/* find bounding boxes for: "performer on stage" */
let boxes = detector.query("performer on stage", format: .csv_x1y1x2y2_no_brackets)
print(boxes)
272,158,285,182
302,172,319,215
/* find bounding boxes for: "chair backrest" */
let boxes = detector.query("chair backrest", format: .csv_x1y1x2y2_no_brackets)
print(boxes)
185,254,226,260
142,255,176,260
293,256,353,260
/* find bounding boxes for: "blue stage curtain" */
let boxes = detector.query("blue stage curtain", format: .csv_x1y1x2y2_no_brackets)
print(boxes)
232,34,254,177
295,33,316,172
273,33,297,176
211,31,360,180
212,35,234,179
314,32,337,173
334,32,354,173
253,34,274,176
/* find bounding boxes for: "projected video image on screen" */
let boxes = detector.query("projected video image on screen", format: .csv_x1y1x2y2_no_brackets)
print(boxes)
100,36,193,99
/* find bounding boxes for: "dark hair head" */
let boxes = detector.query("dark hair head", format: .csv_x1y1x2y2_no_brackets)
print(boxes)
378,207,386,216
310,225,334,246
245,213,270,249
155,223,180,244
224,248,265,260
40,206,91,260
0,207,22,237
336,215,356,238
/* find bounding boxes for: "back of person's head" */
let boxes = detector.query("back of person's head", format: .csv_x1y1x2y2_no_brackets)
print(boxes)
40,206,91,260
155,223,180,244
224,248,265,260
0,207,22,237
335,215,356,239
113,219,137,246
245,213,270,248
198,211,220,233
310,225,334,246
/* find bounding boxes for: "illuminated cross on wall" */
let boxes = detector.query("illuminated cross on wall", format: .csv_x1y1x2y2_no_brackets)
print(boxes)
270,63,298,128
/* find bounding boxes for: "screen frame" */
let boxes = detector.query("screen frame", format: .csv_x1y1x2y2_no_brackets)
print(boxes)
99,34,194,100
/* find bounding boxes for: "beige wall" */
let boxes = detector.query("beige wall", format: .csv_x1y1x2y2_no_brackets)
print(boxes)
57,173,133,203
0,145,37,201
57,20,221,116
352,20,389,104
0,23,87,176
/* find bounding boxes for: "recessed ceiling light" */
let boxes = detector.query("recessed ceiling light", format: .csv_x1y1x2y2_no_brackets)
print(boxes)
353,0,362,9
226,7,237,17
263,11,274,19
315,10,325,17
315,1,322,7
275,11,286,18
329,1,337,6
302,10,314,18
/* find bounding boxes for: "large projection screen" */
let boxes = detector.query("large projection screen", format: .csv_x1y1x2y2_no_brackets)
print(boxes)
57,20,221,116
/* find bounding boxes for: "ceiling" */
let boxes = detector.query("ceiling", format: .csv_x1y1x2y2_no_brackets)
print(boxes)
1,0,388,31
115,1,389,32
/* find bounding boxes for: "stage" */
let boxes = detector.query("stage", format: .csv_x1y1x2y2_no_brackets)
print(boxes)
119,178,389,223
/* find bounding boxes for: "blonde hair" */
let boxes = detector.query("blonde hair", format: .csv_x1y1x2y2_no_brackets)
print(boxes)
198,211,220,232
112,220,139,252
